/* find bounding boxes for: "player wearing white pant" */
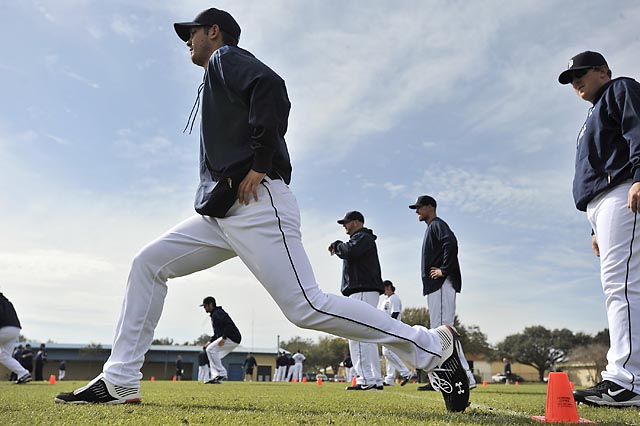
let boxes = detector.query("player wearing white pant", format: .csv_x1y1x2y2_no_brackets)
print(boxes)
201,297,241,384
559,51,640,407
348,292,383,389
0,293,32,385
291,350,305,382
55,7,470,412
378,281,414,386
410,196,476,390
330,211,384,390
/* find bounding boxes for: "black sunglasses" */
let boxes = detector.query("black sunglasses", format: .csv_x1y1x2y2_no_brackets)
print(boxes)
572,67,599,80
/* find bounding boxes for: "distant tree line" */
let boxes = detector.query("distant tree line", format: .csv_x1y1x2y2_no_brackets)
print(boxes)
153,307,608,382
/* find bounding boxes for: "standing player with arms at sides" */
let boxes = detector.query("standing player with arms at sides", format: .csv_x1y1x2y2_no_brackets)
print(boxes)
558,51,640,407
54,7,469,412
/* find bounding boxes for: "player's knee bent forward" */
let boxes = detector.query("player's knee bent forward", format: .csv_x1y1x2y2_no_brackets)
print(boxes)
278,290,336,330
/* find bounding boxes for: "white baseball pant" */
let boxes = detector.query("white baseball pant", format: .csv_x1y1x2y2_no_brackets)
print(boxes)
198,364,211,383
426,278,476,387
292,363,303,382
102,178,443,388
285,364,294,381
0,326,29,379
206,337,238,378
588,182,640,391
348,291,382,386
382,346,411,385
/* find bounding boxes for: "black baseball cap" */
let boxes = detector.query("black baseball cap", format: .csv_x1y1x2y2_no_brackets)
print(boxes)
558,51,608,85
200,296,216,306
174,8,241,43
337,211,365,224
409,195,437,209
383,280,395,291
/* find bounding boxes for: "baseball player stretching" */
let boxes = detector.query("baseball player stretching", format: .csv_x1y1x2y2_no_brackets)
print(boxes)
378,281,415,386
201,296,241,384
54,7,469,412
559,51,640,407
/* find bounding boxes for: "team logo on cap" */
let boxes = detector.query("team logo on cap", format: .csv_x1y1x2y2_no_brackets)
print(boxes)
568,59,573,69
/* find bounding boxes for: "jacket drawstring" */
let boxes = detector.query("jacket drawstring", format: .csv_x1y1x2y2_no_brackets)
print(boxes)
183,80,205,134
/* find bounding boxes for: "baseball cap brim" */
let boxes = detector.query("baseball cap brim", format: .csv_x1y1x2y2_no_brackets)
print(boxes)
558,66,592,85
408,203,422,209
174,22,200,42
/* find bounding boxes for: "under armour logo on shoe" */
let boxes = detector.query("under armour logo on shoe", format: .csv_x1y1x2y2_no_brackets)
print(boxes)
455,381,465,395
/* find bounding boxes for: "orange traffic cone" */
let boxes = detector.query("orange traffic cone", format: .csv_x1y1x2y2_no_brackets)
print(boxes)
351,376,357,387
302,377,307,383
482,380,488,387
49,374,56,385
172,375,177,382
317,376,323,386
150,376,156,382
293,378,298,382
532,372,594,423
515,380,520,386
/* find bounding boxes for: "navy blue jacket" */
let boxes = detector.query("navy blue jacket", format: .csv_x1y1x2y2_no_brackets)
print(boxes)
573,77,640,211
421,217,462,295
0,293,21,329
196,45,292,214
331,228,384,297
209,306,242,344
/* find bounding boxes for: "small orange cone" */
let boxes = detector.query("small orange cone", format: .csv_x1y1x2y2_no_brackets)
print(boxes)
317,377,322,386
532,372,594,423
482,380,488,387
302,377,307,383
172,375,177,382
570,382,575,390
515,380,520,386
150,376,156,382
292,378,298,382
49,375,56,385
351,376,357,387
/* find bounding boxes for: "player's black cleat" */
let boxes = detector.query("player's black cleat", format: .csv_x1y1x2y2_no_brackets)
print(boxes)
15,373,32,384
428,325,470,412
54,374,141,404
205,375,227,384
400,373,415,387
345,384,379,391
573,380,640,407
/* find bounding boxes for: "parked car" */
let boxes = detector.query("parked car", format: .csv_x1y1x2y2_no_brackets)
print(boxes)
333,375,346,383
315,374,328,382
491,373,525,383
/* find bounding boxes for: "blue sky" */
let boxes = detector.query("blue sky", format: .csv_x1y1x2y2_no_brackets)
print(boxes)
2,0,640,351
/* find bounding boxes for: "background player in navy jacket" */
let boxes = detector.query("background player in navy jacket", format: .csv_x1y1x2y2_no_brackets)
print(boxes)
559,51,640,407
329,211,384,391
409,195,475,389
201,296,241,384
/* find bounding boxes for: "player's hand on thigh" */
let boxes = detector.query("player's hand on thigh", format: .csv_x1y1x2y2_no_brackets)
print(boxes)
591,234,600,257
627,182,640,213
238,170,266,205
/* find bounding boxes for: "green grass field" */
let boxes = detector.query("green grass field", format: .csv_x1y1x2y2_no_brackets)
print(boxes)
1,380,637,425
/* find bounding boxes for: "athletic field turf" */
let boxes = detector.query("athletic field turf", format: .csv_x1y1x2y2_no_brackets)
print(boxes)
1,380,635,425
